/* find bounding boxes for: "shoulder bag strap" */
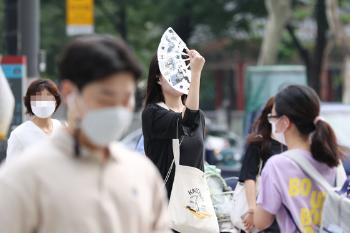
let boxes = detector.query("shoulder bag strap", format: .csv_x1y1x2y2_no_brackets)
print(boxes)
258,159,263,175
164,117,184,184
284,153,334,193
282,153,336,233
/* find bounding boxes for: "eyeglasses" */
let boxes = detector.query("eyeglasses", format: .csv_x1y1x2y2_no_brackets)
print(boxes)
267,113,280,123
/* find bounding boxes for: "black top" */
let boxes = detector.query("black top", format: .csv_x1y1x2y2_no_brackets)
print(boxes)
239,139,287,182
142,103,205,199
239,139,287,233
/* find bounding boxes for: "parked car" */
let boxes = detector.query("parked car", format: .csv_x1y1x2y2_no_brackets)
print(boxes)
205,126,243,178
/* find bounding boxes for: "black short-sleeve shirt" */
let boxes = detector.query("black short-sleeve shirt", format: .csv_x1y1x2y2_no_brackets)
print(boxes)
142,103,205,199
238,139,286,233
239,139,287,182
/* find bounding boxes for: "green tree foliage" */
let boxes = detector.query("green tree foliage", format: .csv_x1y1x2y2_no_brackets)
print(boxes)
39,0,267,80
41,0,66,80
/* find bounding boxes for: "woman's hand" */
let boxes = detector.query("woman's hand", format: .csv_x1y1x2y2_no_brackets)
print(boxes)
243,210,255,233
188,49,205,76
184,49,204,111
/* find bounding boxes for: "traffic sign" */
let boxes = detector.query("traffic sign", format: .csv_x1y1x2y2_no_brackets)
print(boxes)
66,0,94,36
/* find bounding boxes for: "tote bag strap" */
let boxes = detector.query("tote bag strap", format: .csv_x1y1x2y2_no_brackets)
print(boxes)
164,116,183,184
164,160,175,184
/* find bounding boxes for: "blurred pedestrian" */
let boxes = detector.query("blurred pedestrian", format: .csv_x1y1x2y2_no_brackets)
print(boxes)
0,67,15,161
0,35,171,233
239,97,285,233
6,79,62,161
254,85,346,233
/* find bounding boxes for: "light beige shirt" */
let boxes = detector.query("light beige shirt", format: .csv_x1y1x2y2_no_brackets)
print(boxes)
0,128,171,233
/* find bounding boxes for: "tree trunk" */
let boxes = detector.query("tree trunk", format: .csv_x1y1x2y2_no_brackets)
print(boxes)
117,0,127,41
320,41,334,100
343,56,350,103
286,0,328,94
258,0,292,65
286,24,312,81
310,0,328,94
326,0,350,103
172,1,194,43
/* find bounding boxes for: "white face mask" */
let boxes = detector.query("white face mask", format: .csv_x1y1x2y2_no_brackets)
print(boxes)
271,119,287,145
31,101,56,118
80,106,132,146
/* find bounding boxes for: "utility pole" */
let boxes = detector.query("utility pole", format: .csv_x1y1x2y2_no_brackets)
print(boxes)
18,0,40,79
4,0,18,55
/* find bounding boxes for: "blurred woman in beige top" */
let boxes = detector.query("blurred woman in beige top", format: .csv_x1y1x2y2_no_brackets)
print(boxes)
0,35,171,233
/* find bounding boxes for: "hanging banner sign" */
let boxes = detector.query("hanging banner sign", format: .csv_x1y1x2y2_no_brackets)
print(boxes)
66,0,94,36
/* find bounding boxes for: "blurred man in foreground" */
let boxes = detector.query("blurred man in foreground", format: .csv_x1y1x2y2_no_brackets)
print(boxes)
0,35,171,233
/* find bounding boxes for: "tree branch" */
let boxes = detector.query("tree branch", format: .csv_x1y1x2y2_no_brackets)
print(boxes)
258,0,292,65
285,23,311,70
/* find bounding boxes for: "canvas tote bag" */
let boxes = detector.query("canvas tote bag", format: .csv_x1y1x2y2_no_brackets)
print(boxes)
164,109,219,233
230,160,262,232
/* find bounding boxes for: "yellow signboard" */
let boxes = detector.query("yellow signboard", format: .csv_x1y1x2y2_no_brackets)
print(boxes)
66,0,94,35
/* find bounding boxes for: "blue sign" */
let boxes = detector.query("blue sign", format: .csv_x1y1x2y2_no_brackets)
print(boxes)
2,65,24,79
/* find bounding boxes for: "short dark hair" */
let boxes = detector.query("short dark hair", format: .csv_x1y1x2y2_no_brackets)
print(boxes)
145,54,163,106
58,34,142,90
24,79,61,115
275,85,343,167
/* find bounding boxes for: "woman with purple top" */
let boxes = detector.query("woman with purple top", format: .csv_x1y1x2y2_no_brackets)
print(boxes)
254,85,346,233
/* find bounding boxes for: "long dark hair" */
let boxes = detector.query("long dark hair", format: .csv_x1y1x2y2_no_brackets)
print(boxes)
246,97,275,160
275,85,343,167
144,54,186,107
144,54,164,106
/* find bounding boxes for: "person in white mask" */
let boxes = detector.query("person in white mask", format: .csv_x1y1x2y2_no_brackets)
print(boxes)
0,35,171,233
254,85,346,233
6,79,62,161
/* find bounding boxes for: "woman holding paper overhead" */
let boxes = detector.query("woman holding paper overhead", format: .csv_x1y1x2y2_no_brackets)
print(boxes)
142,28,219,233
142,33,205,198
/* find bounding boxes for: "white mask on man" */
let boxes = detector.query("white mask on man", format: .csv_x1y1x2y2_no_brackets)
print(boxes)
67,93,133,147
80,106,132,146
